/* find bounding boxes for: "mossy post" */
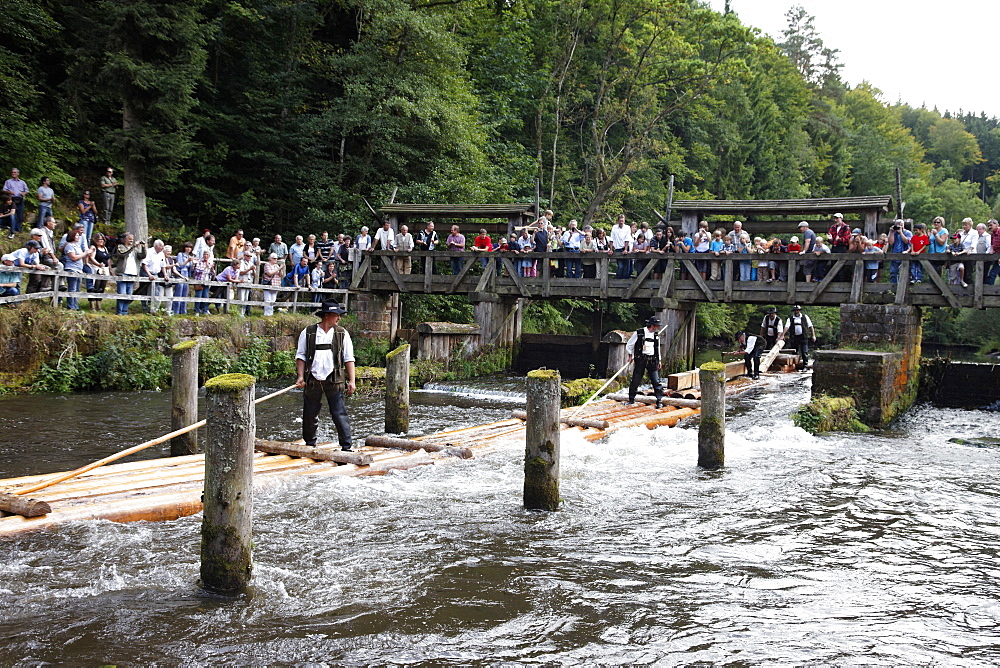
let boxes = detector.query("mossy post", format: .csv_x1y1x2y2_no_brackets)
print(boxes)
524,369,561,511
697,361,726,469
201,373,256,595
170,341,200,456
385,343,410,434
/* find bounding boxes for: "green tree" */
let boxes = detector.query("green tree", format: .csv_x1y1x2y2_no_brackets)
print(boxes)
927,117,984,179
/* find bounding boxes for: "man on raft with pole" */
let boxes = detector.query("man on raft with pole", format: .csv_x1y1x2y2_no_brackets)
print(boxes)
625,315,665,408
295,299,357,451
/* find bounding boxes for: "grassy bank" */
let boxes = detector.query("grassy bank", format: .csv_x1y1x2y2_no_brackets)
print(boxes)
0,302,314,393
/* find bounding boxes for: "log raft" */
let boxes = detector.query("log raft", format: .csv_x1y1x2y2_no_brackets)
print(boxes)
1,378,779,535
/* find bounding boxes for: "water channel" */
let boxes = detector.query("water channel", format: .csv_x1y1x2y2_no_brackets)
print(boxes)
2,375,1000,665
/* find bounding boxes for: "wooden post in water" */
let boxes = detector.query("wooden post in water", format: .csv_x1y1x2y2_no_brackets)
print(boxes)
385,343,410,433
201,373,256,594
697,361,726,468
524,369,561,511
171,341,200,456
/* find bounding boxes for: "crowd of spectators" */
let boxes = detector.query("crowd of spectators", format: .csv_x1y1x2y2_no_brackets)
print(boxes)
5,166,1000,313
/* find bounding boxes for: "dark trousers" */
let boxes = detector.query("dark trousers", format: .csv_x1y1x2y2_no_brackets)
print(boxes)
628,356,664,403
303,376,352,448
988,261,1000,285
745,351,761,378
791,336,811,367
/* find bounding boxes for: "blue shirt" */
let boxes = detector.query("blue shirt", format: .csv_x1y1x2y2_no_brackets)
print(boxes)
890,229,912,253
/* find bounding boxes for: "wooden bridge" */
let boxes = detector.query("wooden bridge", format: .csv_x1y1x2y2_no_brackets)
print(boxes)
351,250,1000,309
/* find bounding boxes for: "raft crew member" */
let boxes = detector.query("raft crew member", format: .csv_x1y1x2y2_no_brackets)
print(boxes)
625,315,665,408
295,299,357,451
727,330,765,380
785,305,816,369
759,306,784,351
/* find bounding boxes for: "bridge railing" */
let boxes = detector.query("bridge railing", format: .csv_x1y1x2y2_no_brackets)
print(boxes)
350,250,1000,308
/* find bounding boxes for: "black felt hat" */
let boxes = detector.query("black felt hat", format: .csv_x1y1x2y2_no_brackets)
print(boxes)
314,300,347,316
646,316,662,326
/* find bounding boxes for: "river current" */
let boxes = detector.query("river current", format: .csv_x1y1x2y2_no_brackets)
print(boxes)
1,375,999,665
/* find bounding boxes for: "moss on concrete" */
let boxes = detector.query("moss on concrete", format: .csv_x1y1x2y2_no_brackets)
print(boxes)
700,360,726,372
527,369,561,381
385,343,409,361
560,377,623,407
172,340,199,353
793,395,870,434
205,373,256,393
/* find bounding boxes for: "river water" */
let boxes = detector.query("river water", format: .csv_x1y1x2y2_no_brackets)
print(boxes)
2,376,1000,665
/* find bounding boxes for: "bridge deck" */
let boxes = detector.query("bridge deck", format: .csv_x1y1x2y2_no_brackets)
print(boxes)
353,251,1000,308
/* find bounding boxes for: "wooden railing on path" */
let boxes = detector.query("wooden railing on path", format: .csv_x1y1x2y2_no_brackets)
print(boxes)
0,265,349,312
350,250,1000,309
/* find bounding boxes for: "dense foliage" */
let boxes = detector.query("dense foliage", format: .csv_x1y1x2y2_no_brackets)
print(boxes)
8,0,999,239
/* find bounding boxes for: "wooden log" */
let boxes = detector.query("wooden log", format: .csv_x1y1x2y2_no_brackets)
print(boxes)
359,450,435,476
758,338,786,374
385,343,410,434
201,373,256,595
524,369,561,511
171,341,200,456
254,439,373,466
605,392,701,409
510,410,609,430
363,435,472,458
0,492,51,517
697,363,725,469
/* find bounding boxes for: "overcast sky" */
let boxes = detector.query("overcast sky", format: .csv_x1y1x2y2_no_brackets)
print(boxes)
708,0,999,116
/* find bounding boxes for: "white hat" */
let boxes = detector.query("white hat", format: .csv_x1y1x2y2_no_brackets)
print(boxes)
798,221,809,228
790,236,799,242
834,212,844,218
1,253,15,262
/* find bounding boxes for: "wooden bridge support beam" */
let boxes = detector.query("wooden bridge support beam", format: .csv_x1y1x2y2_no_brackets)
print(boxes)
659,302,697,374
201,373,256,595
474,297,522,350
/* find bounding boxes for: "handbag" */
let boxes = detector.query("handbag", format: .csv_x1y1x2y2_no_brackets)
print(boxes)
96,266,110,276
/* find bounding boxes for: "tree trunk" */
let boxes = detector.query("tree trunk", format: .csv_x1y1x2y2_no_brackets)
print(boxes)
122,101,149,243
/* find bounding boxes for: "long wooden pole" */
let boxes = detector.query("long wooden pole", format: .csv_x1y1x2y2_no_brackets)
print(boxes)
171,342,200,457
569,361,630,418
524,369,561,511
12,384,297,496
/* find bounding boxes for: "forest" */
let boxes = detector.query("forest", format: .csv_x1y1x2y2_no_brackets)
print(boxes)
3,0,999,347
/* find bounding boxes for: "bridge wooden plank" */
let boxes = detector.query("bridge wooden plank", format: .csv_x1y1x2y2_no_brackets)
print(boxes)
657,259,676,298
723,258,734,302
447,254,477,294
919,259,961,309
895,261,910,305
786,257,797,304
350,255,371,291
625,255,659,299
805,258,847,304
975,261,985,310
473,260,496,295
850,260,864,303
380,254,406,293
600,255,609,299
681,259,717,302
501,257,532,297
542,253,551,297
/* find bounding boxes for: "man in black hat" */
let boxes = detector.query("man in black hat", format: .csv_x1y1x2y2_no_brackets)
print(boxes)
759,306,784,351
295,299,357,450
625,315,665,408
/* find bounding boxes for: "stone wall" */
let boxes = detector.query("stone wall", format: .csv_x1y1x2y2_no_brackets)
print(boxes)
352,292,399,340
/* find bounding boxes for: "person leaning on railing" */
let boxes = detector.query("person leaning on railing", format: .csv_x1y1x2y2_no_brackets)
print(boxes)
190,250,215,315
988,219,1000,285
261,253,283,316
0,253,22,299
395,224,414,274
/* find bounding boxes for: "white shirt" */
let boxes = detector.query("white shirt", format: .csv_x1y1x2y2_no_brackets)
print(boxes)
625,327,658,357
355,233,372,251
296,325,355,381
374,227,395,250
959,228,978,252
143,250,166,276
610,225,632,251
562,229,582,250
784,314,813,337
